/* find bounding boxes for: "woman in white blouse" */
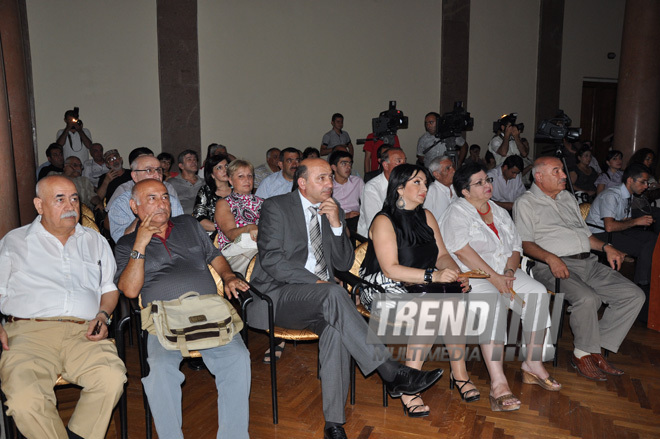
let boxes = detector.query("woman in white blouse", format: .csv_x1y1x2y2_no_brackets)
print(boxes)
439,163,561,412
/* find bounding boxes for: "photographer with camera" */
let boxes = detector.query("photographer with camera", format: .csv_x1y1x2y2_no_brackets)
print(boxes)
416,112,467,168
56,107,93,162
488,113,528,167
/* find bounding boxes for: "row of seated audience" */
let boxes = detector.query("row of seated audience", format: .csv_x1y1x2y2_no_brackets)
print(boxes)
8,106,654,439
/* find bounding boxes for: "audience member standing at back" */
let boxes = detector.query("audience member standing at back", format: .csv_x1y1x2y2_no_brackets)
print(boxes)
320,113,354,156
56,108,93,162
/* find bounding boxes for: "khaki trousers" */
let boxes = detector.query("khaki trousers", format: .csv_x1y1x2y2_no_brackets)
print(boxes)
0,320,127,439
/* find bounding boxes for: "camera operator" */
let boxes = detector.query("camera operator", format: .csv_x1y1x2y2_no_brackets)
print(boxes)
488,113,528,167
416,112,467,168
56,108,93,162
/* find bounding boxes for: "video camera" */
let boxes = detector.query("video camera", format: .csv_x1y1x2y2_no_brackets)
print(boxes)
436,101,474,140
369,101,409,146
493,112,524,134
535,110,581,142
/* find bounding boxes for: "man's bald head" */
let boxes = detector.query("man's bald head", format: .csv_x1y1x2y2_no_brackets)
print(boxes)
532,156,567,198
130,179,172,228
131,155,163,183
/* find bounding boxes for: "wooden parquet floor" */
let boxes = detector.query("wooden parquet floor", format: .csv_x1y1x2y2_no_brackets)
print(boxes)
51,317,660,439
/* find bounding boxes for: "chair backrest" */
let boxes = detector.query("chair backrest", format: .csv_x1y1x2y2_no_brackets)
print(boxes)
81,204,100,232
350,242,368,277
245,255,257,282
579,202,591,221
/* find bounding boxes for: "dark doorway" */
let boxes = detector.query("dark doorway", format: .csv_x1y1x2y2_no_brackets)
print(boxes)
580,80,618,166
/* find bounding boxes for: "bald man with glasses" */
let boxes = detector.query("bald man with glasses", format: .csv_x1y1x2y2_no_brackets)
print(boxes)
107,155,184,242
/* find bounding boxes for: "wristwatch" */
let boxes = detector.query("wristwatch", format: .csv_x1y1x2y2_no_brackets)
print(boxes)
424,267,434,284
130,250,145,260
97,310,112,325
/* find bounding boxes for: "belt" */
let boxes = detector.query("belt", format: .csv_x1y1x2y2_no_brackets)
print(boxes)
6,316,86,324
563,252,591,260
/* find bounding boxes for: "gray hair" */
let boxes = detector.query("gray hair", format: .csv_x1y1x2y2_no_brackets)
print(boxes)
428,156,451,174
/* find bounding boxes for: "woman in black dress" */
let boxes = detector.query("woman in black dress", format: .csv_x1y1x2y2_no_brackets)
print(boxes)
360,164,475,418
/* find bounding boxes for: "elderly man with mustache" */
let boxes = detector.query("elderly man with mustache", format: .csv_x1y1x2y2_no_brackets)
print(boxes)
0,175,126,439
513,157,644,382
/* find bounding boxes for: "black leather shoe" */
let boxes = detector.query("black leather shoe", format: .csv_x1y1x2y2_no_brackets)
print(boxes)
324,425,348,439
385,366,443,398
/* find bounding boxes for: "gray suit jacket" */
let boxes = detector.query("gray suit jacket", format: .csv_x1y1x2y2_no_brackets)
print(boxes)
248,190,354,330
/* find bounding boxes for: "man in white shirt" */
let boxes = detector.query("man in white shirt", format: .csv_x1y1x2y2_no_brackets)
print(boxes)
425,156,457,223
254,147,281,189
487,154,526,212
63,156,101,210
56,108,93,162
83,143,109,187
0,175,126,439
357,149,406,236
488,113,528,167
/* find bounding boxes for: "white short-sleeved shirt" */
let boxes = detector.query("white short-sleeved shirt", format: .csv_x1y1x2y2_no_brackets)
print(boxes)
488,135,523,167
440,198,522,274
425,180,456,223
487,166,526,203
56,128,92,162
0,217,117,320
357,172,387,236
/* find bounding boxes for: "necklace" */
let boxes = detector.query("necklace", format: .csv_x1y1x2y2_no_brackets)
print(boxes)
477,203,491,215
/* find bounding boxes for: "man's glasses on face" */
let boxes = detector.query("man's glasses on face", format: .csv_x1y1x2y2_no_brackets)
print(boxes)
470,177,494,187
338,161,353,167
134,167,163,176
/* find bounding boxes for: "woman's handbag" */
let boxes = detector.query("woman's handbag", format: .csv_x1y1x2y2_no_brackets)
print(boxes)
141,291,243,357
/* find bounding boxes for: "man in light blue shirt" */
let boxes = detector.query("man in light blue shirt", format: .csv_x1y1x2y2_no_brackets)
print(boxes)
585,164,657,285
108,155,184,242
255,148,300,199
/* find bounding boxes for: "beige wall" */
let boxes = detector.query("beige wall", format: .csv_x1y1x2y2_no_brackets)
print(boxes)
467,0,540,152
560,0,624,126
27,0,160,166
198,0,442,170
25,0,625,170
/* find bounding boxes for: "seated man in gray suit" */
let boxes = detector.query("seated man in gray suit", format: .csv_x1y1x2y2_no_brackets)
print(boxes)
249,158,443,439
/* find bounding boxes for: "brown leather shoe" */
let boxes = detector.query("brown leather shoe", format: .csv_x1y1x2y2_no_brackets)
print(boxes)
570,354,607,381
592,353,624,376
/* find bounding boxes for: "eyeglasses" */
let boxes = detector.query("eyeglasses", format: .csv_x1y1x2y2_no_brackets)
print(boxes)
134,167,163,176
469,177,494,187
635,179,649,186
337,161,353,167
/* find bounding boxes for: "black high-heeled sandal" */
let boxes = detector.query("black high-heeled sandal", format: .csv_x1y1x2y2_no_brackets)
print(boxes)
449,372,480,403
401,393,430,418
